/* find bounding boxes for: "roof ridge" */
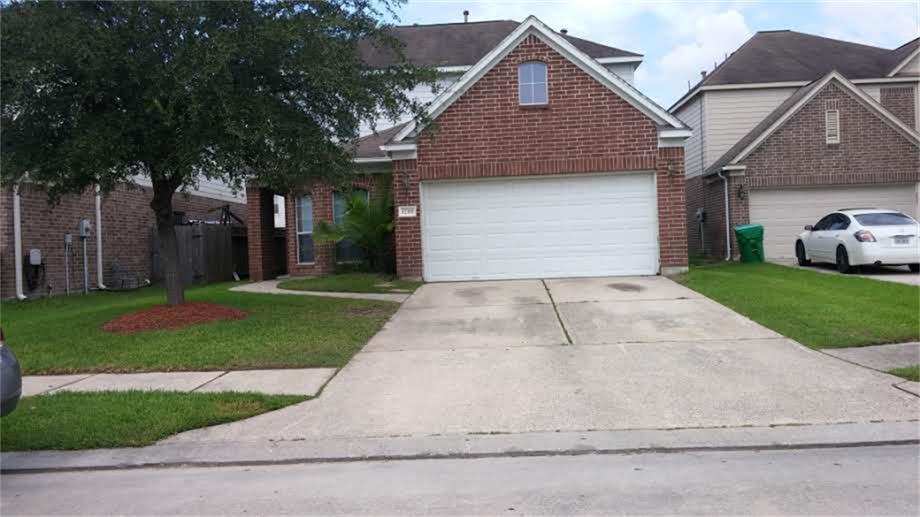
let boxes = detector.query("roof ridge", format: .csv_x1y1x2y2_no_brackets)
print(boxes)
889,36,920,52
391,19,518,28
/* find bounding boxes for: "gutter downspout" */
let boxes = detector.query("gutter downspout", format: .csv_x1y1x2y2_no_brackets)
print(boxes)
716,171,731,261
94,186,106,290
12,185,26,300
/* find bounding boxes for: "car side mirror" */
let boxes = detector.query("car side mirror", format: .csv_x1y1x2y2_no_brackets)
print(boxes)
804,225,813,231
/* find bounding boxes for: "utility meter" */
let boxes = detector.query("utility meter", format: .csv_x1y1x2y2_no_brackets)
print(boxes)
79,219,92,238
29,249,42,266
695,208,707,223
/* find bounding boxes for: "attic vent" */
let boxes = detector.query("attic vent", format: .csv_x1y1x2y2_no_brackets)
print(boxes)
825,99,840,144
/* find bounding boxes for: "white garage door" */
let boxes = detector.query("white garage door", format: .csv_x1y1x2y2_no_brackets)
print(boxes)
750,184,919,259
420,173,659,281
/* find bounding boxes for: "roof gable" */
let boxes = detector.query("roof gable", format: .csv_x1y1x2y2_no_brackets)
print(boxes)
705,71,920,175
389,16,686,145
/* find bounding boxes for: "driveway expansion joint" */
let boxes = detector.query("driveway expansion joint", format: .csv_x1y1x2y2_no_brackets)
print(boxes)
542,279,572,345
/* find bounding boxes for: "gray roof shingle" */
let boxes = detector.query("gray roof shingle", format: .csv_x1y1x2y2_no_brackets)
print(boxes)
671,31,917,110
360,20,640,69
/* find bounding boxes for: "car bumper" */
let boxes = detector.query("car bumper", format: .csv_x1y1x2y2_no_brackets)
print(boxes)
849,243,920,266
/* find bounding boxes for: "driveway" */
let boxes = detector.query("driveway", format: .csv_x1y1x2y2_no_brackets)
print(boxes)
168,277,918,444
770,258,920,286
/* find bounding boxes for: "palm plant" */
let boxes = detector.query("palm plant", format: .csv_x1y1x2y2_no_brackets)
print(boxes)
313,182,395,272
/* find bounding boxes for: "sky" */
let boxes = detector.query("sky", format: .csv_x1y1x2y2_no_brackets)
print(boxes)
385,0,920,108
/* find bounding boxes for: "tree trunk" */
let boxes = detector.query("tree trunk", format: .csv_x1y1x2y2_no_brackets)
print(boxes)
151,180,184,305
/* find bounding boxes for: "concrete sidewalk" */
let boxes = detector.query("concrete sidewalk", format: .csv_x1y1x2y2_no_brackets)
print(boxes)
231,281,410,302
22,368,337,397
769,258,920,286
823,342,920,371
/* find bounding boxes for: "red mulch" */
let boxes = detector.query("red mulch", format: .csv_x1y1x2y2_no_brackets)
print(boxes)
101,302,248,334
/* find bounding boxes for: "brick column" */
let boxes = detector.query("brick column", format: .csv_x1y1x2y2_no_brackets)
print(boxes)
656,147,689,274
246,186,276,281
392,159,422,279
286,184,335,277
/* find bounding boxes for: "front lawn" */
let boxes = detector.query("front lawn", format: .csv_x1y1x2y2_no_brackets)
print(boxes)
0,391,306,451
888,365,920,382
677,263,919,349
277,272,421,294
3,283,398,374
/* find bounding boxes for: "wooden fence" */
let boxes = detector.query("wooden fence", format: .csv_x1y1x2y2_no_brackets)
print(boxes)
151,224,248,286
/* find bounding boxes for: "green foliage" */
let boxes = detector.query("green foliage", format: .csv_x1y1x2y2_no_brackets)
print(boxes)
278,272,421,294
0,0,436,196
677,263,920,349
314,180,395,271
1,391,306,451
888,365,920,382
3,282,398,374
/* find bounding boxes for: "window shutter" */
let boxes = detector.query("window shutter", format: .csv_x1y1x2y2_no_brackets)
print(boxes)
825,100,840,144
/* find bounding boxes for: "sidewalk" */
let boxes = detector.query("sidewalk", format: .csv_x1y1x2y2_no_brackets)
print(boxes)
823,342,920,396
231,281,410,303
21,368,337,397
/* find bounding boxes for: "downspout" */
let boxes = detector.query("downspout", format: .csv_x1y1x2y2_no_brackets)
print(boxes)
94,185,106,290
12,184,26,300
716,171,731,261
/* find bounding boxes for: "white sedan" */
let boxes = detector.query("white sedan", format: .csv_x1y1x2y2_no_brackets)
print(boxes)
795,208,920,274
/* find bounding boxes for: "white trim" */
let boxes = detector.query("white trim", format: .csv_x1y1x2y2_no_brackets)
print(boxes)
392,16,685,144
595,56,643,64
353,157,391,164
657,128,693,148
888,46,920,77
730,71,920,165
94,186,106,290
380,143,417,152
721,164,746,171
436,65,471,74
670,76,920,112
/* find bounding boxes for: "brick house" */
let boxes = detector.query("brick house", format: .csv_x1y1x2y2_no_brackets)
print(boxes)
248,16,691,282
1,180,246,299
671,31,920,260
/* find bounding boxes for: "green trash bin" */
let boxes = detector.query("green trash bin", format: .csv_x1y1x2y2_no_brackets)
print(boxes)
734,224,765,263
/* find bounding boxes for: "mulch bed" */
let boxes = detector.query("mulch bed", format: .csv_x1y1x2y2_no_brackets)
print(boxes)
101,302,248,334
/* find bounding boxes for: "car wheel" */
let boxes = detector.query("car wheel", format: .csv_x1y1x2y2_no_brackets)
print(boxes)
909,264,919,273
795,241,811,266
836,246,853,274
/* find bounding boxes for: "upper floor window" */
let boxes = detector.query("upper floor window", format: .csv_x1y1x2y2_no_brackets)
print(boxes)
519,61,547,105
825,99,840,144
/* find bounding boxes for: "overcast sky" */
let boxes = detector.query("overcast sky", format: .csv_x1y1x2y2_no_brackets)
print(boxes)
386,0,920,108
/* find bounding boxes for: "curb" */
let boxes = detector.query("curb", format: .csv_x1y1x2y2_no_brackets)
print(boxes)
3,420,918,474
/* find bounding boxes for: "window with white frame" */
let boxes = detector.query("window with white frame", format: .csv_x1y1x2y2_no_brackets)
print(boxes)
296,195,313,263
518,61,548,105
825,99,840,144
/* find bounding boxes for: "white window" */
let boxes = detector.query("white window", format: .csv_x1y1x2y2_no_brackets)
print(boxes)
296,195,313,263
519,61,548,105
825,99,840,144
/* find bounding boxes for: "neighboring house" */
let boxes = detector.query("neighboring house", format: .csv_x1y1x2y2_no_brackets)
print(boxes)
247,16,691,282
671,30,920,260
1,178,246,299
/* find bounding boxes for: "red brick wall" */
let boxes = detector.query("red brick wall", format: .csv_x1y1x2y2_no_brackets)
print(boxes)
395,34,686,276
283,174,389,278
3,184,246,298
246,186,276,282
696,81,920,259
741,83,919,189
880,86,916,129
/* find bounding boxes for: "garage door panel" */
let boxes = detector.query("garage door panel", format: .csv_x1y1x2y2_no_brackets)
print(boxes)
750,184,919,259
421,173,659,281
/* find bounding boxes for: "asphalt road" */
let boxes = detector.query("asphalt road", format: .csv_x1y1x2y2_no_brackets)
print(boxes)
2,445,918,515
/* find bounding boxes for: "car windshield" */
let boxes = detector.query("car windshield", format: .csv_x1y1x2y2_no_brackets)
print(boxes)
853,213,916,226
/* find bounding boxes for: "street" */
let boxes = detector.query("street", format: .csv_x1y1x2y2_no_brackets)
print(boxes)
3,445,918,515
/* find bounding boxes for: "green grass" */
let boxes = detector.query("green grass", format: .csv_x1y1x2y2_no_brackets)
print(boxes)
888,365,920,382
676,262,920,349
2,283,398,374
0,391,306,451
277,273,422,294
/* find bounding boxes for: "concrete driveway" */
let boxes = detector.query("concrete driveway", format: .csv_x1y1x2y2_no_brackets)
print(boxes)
169,276,918,444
